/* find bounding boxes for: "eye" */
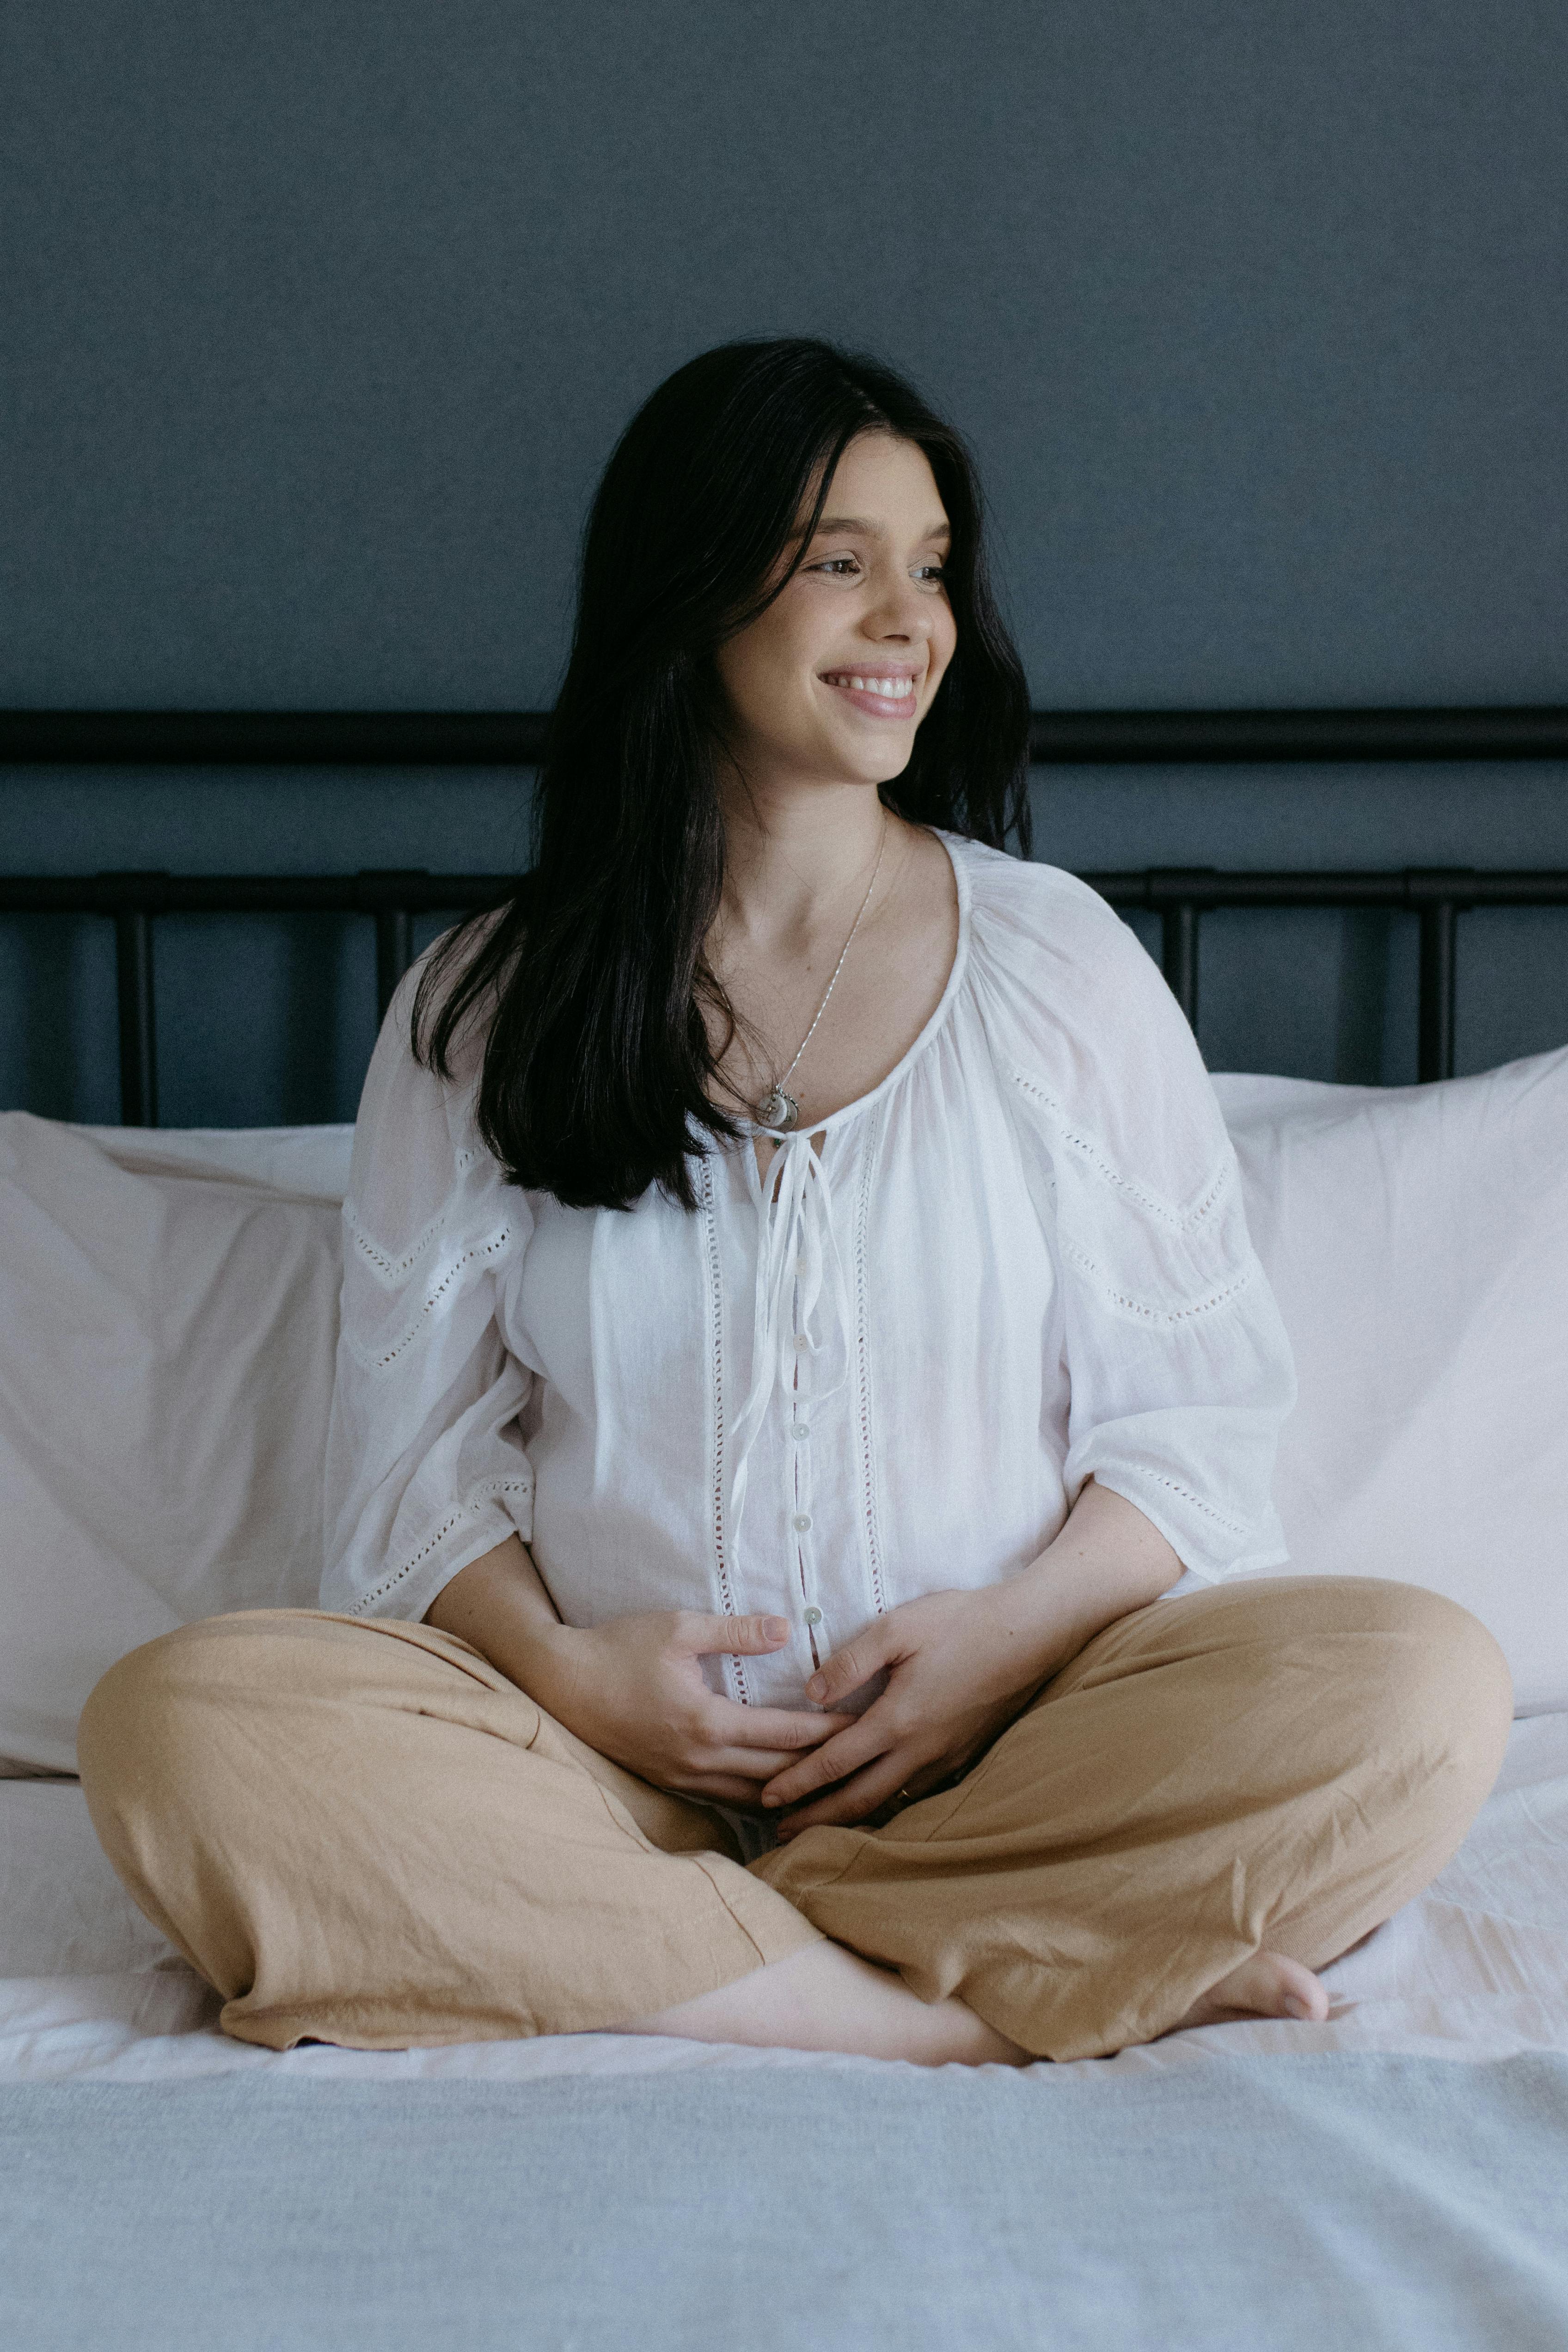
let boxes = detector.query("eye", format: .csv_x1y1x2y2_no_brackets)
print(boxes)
808,556,862,578
913,563,947,585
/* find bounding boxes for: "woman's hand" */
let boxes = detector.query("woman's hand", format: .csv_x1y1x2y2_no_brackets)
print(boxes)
525,1608,855,1805
758,1584,1055,1835
424,1537,852,1805
760,1480,1185,1837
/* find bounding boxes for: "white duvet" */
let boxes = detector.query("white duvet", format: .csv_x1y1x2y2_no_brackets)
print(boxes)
4,1711,1564,2085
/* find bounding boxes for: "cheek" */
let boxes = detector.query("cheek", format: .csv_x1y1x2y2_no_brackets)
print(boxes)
716,638,778,736
718,614,817,736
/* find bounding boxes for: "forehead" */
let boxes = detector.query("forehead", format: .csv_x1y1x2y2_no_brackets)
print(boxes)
809,431,947,531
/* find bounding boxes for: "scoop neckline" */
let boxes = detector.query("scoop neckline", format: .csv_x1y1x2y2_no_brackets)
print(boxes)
738,827,974,1151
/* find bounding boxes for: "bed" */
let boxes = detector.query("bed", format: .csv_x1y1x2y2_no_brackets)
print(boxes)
2,706,1567,2350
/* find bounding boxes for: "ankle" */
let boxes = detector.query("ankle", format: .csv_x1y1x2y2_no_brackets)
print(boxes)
612,1942,1029,2067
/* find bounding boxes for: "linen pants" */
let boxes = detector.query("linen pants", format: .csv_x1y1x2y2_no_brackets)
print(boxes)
77,1576,1511,2063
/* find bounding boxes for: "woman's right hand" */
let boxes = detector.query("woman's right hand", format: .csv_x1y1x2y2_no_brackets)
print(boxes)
525,1609,855,1804
425,1537,851,1804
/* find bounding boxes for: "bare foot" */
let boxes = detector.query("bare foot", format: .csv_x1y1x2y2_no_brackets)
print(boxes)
607,1940,1031,2068
1173,1949,1329,2033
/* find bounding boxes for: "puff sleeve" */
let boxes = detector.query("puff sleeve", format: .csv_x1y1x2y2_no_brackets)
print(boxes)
320,976,535,1622
980,863,1295,1580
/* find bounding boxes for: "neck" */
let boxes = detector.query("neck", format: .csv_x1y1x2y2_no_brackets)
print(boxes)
715,772,891,954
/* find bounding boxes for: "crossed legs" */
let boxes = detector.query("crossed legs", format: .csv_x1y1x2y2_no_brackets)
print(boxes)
78,1577,1511,2064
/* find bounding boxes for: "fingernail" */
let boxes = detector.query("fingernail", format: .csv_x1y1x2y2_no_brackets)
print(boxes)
764,1618,789,1641
760,1793,780,1808
806,1675,826,1701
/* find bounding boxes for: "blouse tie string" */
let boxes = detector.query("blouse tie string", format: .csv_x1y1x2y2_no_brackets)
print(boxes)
727,1130,856,1555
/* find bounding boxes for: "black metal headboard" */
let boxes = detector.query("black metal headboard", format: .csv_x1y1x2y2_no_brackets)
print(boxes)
4,704,1567,1127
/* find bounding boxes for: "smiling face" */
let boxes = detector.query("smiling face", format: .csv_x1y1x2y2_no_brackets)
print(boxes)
712,430,957,797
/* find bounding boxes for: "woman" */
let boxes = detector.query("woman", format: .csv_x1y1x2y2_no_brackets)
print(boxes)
79,339,1510,2065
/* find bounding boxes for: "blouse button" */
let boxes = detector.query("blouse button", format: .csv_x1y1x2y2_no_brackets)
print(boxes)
792,1513,812,1533
803,1606,822,1626
791,1422,810,1440
794,1334,810,1351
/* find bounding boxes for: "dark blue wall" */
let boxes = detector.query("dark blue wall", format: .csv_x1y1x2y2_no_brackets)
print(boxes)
3,1,1565,1123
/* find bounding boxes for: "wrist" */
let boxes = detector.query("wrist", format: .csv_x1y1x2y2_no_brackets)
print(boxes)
976,1571,1082,1690
998,1482,1185,1682
503,1614,588,1713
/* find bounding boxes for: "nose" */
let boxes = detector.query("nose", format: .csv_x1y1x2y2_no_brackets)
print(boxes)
864,568,931,644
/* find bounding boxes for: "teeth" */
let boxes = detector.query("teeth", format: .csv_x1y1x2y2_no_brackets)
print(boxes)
830,673,913,697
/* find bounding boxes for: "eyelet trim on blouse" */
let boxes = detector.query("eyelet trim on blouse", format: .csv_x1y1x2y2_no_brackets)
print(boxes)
852,1104,889,1618
343,1197,453,1286
344,1220,518,1377
1007,1069,1236,1232
1110,1468,1251,1541
348,1474,536,1614
1061,1241,1258,1329
698,1156,751,1704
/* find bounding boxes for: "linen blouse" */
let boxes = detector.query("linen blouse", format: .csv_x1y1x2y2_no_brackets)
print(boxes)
322,835,1295,1711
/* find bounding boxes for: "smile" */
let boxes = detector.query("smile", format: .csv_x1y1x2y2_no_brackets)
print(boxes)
822,668,921,719
822,673,921,696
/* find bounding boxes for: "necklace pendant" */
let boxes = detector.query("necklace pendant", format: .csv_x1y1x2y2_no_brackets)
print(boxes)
756,1085,800,1132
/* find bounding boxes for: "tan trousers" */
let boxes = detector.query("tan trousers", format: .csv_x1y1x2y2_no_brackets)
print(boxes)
77,1576,1511,2062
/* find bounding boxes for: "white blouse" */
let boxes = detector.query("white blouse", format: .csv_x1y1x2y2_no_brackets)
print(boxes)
322,835,1294,1711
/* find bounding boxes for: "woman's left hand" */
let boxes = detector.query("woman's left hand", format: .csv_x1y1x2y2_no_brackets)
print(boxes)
759,1583,1057,1837
760,1482,1184,1837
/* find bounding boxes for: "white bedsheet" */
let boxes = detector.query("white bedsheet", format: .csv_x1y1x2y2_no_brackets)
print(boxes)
3,1713,1565,2085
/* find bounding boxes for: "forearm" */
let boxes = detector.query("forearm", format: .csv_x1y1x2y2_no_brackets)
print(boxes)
996,1478,1184,1688
428,1488,1177,1717
423,1533,577,1703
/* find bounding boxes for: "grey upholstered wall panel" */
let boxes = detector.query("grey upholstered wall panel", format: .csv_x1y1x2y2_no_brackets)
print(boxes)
3,0,1565,707
1,1,1564,1121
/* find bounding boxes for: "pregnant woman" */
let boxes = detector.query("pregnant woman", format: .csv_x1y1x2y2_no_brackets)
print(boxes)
80,339,1510,2064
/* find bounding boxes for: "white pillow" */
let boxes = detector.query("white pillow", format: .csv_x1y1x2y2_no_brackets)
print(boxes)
1212,1048,1568,1715
76,1122,354,1199
1,1053,1564,1772
0,1117,351,1770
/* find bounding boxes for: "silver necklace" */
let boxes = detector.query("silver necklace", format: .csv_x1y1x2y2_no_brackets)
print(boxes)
754,814,889,1132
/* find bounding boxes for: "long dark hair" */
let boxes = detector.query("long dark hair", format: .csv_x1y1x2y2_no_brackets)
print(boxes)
414,337,1030,1211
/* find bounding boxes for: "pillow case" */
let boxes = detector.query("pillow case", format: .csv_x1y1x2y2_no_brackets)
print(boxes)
1,1051,1564,1772
1210,1047,1568,1714
78,1121,354,1198
0,1117,350,1770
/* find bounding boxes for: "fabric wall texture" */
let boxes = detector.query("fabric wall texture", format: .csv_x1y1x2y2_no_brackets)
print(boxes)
2,0,1565,1121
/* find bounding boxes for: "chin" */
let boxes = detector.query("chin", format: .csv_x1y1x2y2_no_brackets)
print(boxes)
821,729,917,790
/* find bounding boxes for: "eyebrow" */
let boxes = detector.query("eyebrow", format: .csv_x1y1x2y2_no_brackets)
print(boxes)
808,514,952,543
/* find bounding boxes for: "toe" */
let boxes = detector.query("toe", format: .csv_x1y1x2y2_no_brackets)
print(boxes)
1271,1954,1329,2022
